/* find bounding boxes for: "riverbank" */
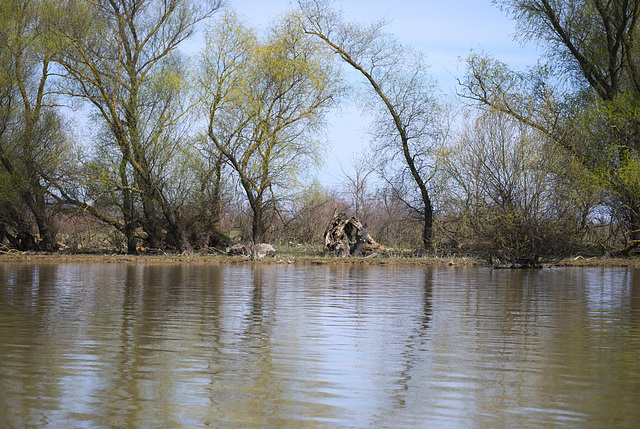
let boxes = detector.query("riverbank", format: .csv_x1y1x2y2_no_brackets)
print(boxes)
0,251,480,266
1,249,640,267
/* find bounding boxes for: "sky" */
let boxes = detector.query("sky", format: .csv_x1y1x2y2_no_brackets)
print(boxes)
213,1,542,186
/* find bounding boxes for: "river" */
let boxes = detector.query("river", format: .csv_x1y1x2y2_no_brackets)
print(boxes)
0,263,639,428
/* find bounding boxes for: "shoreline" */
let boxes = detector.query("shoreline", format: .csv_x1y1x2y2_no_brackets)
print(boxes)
1,251,640,268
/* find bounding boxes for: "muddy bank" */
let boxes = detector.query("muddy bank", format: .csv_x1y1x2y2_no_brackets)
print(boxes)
0,251,483,266
1,251,640,267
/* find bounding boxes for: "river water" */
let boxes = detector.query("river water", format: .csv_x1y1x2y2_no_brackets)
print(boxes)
0,263,639,428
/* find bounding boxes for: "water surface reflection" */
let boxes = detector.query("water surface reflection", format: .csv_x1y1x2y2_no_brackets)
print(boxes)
0,264,639,428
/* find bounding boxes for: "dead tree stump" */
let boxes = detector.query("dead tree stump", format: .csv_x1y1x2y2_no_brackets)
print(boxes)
324,212,387,256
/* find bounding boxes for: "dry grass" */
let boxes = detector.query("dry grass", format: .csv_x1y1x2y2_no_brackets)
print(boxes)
2,243,639,267
0,245,483,266
554,255,640,267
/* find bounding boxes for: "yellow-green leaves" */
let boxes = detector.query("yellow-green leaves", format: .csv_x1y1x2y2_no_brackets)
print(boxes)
200,9,341,242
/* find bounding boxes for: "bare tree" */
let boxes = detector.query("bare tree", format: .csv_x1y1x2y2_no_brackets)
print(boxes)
298,0,448,249
339,149,378,223
441,110,598,263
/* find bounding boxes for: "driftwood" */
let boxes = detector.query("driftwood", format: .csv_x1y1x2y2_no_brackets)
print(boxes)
324,211,388,256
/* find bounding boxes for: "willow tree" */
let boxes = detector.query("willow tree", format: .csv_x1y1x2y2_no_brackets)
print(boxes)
462,0,640,253
49,0,223,253
298,0,447,250
0,0,70,251
199,11,341,244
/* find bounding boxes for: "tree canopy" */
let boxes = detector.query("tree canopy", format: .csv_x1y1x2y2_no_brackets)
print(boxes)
199,10,341,245
463,0,640,252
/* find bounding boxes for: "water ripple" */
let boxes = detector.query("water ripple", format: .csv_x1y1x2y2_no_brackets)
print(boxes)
0,264,639,427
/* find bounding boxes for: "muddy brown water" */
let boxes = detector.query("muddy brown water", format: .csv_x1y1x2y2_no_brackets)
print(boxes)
1,263,639,428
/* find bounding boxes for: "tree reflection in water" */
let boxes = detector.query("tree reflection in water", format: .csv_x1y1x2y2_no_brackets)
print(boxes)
0,264,639,427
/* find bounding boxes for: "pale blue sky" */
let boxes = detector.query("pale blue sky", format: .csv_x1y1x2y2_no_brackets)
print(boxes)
222,1,541,185
232,0,538,90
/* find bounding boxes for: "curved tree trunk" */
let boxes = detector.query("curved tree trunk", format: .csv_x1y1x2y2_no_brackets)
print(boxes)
301,23,435,250
422,197,433,250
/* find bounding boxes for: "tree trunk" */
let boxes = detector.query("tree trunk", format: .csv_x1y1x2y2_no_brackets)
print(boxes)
120,158,138,254
33,212,56,251
422,197,433,250
252,205,264,245
124,223,137,255
140,193,163,249
165,207,192,254
630,205,640,244
31,186,57,251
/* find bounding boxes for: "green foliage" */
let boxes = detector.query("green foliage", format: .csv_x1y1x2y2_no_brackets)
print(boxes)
47,0,225,253
617,153,640,197
464,0,640,249
0,170,18,208
0,0,77,250
441,110,596,262
200,9,342,243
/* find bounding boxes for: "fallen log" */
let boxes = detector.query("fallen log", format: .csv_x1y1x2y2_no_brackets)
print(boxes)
324,211,388,256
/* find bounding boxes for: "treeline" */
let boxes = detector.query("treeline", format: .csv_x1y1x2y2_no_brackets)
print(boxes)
1,0,639,263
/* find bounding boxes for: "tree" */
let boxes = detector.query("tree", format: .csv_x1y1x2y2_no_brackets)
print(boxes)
181,138,231,249
199,11,341,245
462,0,640,253
339,150,378,223
298,0,447,250
0,0,72,251
49,0,223,253
285,180,338,244
441,110,597,263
